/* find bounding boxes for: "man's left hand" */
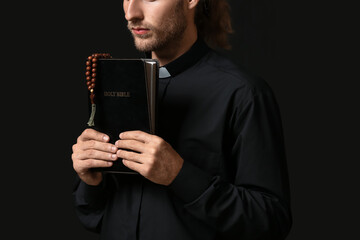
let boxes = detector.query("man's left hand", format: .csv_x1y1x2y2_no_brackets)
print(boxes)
115,131,184,186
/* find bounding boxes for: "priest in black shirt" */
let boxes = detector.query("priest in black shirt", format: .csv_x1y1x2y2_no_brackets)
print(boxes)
71,0,292,239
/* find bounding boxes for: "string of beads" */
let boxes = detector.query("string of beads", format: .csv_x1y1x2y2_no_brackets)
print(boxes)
85,53,112,104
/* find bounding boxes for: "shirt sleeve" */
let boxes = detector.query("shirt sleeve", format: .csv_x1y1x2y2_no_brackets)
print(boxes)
72,176,108,233
168,83,292,239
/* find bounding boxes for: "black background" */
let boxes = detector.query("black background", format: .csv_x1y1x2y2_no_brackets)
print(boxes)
2,0,358,239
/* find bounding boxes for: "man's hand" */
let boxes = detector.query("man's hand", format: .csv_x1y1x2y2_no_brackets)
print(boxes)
72,129,118,186
115,131,184,186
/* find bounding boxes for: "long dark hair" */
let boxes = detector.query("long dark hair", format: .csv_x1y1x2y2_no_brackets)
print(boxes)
195,0,233,49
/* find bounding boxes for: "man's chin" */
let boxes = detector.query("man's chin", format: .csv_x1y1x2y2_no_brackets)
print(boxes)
134,38,157,52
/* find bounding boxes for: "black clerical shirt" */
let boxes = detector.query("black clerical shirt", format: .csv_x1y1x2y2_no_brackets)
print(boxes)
73,39,292,240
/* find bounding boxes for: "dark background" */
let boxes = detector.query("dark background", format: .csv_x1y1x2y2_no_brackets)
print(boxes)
3,0,358,239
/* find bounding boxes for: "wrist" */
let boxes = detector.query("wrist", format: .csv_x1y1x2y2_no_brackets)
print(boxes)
78,171,103,186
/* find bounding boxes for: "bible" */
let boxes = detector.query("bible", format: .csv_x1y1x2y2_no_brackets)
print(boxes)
85,55,159,173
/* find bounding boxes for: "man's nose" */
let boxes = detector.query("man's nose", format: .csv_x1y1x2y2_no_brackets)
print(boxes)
124,0,144,21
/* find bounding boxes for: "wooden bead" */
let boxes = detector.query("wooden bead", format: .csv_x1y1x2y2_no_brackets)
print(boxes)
86,54,111,102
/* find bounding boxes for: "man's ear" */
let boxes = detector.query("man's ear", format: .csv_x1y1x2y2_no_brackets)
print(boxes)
188,0,200,10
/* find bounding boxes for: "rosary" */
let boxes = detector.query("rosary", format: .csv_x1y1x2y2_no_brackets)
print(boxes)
85,53,112,126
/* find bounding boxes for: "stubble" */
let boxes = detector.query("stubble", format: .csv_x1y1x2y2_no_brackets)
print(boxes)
127,1,187,52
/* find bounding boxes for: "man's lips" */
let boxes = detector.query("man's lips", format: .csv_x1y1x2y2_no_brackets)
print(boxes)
132,28,150,35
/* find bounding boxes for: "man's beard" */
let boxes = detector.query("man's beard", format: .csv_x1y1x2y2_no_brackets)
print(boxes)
127,2,187,52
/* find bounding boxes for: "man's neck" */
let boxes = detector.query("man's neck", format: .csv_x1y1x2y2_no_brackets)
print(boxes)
151,30,198,67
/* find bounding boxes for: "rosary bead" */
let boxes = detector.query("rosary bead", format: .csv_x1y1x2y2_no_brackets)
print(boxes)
86,53,111,106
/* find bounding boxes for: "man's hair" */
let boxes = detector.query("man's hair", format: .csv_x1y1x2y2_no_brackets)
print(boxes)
195,0,233,49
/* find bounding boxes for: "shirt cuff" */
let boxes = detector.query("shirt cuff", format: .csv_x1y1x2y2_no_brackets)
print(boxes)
76,180,105,204
168,160,214,203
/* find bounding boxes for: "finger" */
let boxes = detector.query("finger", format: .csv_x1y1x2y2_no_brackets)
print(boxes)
83,140,118,153
76,159,113,170
119,130,153,143
79,128,110,143
117,149,143,163
76,149,118,161
115,139,145,153
122,159,142,173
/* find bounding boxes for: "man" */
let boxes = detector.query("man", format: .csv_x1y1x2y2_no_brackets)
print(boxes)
72,0,292,239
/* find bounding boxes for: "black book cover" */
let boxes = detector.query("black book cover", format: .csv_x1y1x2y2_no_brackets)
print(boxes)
88,59,159,173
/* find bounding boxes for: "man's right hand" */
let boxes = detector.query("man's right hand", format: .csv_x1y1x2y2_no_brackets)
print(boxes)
72,128,118,186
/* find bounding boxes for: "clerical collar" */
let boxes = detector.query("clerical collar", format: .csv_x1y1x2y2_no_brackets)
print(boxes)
145,38,210,79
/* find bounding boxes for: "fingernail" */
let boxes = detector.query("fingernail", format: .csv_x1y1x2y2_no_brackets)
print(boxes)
119,133,124,139
111,154,117,159
103,135,109,141
111,146,117,152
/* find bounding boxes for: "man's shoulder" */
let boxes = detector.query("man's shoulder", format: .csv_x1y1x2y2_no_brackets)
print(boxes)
198,51,271,95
